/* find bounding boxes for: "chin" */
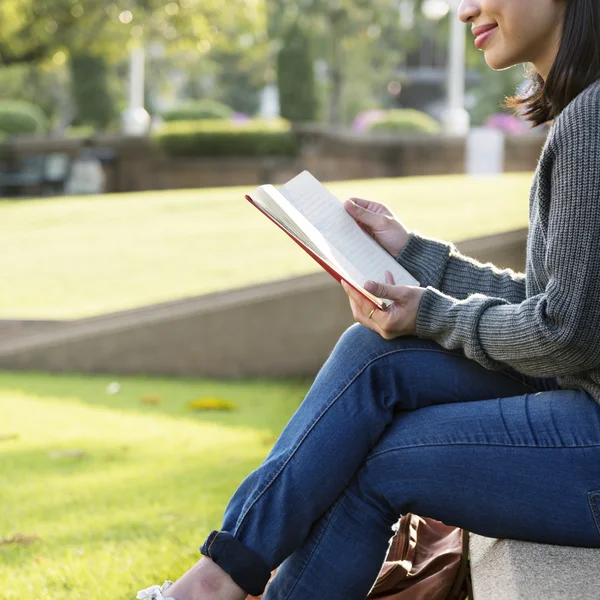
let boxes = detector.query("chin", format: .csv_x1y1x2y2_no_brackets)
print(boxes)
484,50,521,71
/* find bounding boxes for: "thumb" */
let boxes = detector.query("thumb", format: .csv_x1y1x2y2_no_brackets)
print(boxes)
364,280,394,299
344,199,381,228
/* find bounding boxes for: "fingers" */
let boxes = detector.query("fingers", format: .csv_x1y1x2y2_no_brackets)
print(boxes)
348,197,388,214
345,292,382,334
341,280,367,312
342,280,378,319
348,197,376,209
341,280,402,340
385,270,396,285
344,198,384,228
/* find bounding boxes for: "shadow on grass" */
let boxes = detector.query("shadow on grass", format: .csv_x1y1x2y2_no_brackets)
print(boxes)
0,370,313,437
0,371,320,599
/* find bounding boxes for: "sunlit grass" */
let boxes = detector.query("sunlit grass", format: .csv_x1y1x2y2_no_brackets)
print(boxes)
0,173,533,320
0,370,311,599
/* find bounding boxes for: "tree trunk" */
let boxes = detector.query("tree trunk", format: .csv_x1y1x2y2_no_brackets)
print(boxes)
327,9,344,126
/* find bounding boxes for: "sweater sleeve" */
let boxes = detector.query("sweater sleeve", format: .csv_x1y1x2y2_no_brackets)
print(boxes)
413,99,600,378
395,231,526,303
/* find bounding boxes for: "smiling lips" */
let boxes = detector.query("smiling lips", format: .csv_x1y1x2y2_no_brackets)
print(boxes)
472,23,499,49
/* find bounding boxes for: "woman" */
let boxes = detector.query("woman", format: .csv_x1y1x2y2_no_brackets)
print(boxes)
139,0,600,598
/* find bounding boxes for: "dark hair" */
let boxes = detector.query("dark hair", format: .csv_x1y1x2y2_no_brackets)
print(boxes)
503,0,600,127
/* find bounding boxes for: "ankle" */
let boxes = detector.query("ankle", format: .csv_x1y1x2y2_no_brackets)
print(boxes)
167,557,246,600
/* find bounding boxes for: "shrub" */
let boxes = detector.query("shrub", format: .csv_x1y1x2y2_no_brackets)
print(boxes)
0,100,47,136
367,109,441,135
65,124,96,139
153,118,299,158
161,100,234,122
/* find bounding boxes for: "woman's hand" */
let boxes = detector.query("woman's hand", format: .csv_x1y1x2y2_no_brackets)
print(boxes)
344,197,411,257
341,271,425,339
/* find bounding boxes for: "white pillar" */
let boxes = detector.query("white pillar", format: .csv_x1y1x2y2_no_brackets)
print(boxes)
259,84,280,119
121,46,151,136
465,127,505,175
129,47,145,109
441,0,470,135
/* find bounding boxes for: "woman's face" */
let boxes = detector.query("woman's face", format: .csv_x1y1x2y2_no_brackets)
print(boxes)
457,0,566,79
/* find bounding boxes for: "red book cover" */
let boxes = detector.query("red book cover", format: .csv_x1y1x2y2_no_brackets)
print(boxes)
245,193,386,311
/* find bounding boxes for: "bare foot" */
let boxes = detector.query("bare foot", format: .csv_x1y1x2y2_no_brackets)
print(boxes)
165,557,247,600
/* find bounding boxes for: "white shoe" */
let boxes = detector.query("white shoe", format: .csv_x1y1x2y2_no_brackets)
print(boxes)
136,580,177,599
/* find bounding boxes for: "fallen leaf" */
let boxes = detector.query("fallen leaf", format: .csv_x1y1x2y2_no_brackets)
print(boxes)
187,397,237,411
261,434,278,446
140,395,162,405
0,533,40,546
48,450,85,459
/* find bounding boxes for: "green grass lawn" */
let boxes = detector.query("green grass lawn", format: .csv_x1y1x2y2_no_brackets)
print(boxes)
0,370,311,599
0,173,533,320
0,174,531,597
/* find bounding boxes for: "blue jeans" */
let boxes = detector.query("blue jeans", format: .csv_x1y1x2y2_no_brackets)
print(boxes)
200,325,600,599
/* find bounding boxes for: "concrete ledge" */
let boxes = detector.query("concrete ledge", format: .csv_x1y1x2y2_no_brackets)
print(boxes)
469,534,600,600
0,272,352,377
0,228,527,377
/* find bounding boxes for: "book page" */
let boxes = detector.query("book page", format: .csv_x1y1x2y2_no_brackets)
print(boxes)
279,171,419,288
251,186,390,308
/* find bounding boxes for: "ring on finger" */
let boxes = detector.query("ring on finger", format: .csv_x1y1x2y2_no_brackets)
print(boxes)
368,308,376,319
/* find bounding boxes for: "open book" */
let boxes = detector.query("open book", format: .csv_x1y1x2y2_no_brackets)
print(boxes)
245,171,419,310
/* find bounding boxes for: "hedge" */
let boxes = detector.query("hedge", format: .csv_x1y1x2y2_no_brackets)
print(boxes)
153,119,299,158
161,99,234,122
368,109,441,135
0,100,48,136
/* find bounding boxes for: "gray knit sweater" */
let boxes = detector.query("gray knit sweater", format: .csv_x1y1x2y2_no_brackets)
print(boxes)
395,76,600,405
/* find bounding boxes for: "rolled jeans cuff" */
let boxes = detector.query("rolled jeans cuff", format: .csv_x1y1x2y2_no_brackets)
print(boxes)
200,530,271,596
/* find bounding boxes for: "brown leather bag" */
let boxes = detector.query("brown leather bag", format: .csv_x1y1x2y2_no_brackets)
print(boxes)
248,514,472,600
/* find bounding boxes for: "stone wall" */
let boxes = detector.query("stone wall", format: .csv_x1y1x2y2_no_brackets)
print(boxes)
295,125,547,180
4,127,547,194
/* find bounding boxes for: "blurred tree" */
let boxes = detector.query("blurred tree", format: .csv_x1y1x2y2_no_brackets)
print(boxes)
267,0,421,125
214,51,266,116
0,0,270,128
70,54,116,129
0,0,109,65
277,23,317,122
0,0,267,65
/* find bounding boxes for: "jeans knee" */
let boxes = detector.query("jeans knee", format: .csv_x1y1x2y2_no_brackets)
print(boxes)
333,323,385,361
331,324,430,374
339,322,379,347
347,458,401,525
325,324,392,379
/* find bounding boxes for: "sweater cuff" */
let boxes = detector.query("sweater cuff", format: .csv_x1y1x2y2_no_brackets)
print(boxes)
415,286,507,371
415,286,456,341
395,231,453,289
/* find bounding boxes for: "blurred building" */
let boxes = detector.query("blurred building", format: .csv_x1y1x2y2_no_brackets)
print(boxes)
393,33,481,121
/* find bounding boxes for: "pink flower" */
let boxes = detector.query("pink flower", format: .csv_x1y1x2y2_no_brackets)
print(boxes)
484,112,526,134
352,110,387,131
